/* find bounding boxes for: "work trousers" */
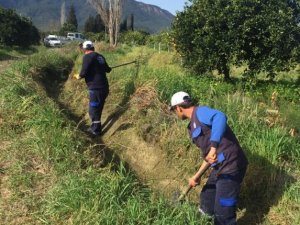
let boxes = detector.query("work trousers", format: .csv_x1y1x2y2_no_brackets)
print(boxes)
199,168,246,225
88,88,109,134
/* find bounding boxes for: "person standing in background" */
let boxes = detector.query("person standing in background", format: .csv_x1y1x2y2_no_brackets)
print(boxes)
74,41,111,137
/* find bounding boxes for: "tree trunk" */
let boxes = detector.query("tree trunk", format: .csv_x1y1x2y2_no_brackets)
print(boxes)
218,54,230,81
223,65,230,81
88,0,123,47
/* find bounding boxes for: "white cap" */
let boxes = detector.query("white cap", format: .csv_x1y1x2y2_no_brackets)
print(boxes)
170,91,191,107
82,40,94,49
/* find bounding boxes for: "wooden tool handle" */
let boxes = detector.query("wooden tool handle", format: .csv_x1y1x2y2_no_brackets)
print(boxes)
178,185,193,201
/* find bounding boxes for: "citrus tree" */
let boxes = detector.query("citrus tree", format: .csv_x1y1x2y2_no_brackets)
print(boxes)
172,0,300,80
0,7,40,47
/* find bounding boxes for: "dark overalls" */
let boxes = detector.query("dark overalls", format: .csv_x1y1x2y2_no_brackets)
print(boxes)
79,51,111,135
88,88,109,134
188,106,248,225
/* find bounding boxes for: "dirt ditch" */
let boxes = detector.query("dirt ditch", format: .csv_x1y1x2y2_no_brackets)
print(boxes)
45,61,299,225
32,59,202,204
64,77,201,201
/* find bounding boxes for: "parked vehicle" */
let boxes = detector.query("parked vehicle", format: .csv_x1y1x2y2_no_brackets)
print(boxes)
43,35,62,47
43,37,50,47
48,37,62,47
67,32,86,41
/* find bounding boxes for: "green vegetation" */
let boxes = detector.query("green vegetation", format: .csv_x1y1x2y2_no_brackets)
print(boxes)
119,31,150,46
0,47,210,224
172,0,300,80
99,46,300,224
0,45,38,60
59,4,79,36
0,7,40,47
1,1,298,224
84,14,105,33
0,42,299,224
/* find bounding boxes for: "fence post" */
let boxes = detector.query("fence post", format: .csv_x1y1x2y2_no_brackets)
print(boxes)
159,42,161,54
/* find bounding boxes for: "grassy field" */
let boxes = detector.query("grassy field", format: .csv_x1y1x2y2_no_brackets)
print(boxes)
0,43,299,225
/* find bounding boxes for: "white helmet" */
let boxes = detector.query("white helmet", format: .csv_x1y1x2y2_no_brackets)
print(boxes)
170,91,191,107
82,40,94,50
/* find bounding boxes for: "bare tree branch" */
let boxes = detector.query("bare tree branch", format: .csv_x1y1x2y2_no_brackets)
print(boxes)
87,0,123,47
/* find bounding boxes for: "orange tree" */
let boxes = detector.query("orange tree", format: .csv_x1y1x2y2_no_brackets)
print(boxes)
172,0,300,80
0,7,40,47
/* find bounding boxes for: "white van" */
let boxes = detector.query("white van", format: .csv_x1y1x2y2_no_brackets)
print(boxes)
67,32,86,41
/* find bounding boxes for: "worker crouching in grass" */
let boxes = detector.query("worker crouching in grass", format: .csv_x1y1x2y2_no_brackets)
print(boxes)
74,41,112,137
170,91,248,225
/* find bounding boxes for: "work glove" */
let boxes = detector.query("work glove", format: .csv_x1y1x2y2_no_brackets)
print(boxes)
73,73,80,80
106,66,112,73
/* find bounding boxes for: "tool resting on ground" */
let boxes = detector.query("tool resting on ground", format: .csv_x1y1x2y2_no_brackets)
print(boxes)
177,152,225,202
177,161,210,202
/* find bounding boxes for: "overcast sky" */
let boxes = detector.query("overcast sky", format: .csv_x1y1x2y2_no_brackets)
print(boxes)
137,0,188,15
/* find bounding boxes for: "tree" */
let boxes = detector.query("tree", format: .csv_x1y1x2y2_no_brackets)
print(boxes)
84,15,96,33
94,14,105,32
59,22,76,36
84,14,105,33
66,4,78,30
127,13,134,31
172,0,300,80
0,7,40,47
233,0,300,79
120,14,134,32
88,0,123,47
120,18,127,32
119,31,149,45
60,0,66,26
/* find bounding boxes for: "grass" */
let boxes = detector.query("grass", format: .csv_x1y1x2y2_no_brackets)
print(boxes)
0,44,39,60
105,45,300,224
1,43,299,225
0,45,210,224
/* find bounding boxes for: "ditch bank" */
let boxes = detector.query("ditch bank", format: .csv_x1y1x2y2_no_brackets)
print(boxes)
58,67,201,202
36,46,299,225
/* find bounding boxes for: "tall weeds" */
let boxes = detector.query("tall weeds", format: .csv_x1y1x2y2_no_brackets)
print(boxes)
0,47,210,224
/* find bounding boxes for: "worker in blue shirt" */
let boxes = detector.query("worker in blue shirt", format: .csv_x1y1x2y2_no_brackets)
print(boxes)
170,91,248,225
74,41,111,136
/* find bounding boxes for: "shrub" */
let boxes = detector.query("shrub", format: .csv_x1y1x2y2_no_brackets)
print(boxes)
0,7,40,47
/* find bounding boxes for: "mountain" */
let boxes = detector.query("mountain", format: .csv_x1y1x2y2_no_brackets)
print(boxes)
0,0,174,33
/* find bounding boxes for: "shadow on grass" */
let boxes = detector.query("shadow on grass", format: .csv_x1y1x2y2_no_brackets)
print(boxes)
101,62,141,135
34,54,135,174
0,45,38,61
238,151,296,225
0,53,19,61
34,58,297,224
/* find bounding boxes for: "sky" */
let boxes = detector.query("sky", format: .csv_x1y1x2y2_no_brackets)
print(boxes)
137,0,188,15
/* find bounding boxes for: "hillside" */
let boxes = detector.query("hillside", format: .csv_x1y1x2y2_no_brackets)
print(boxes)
0,0,174,33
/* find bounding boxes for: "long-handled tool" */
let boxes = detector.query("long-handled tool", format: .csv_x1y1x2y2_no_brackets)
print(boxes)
177,185,193,202
111,60,137,69
72,60,138,80
173,152,225,204
173,168,208,204
172,167,208,204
